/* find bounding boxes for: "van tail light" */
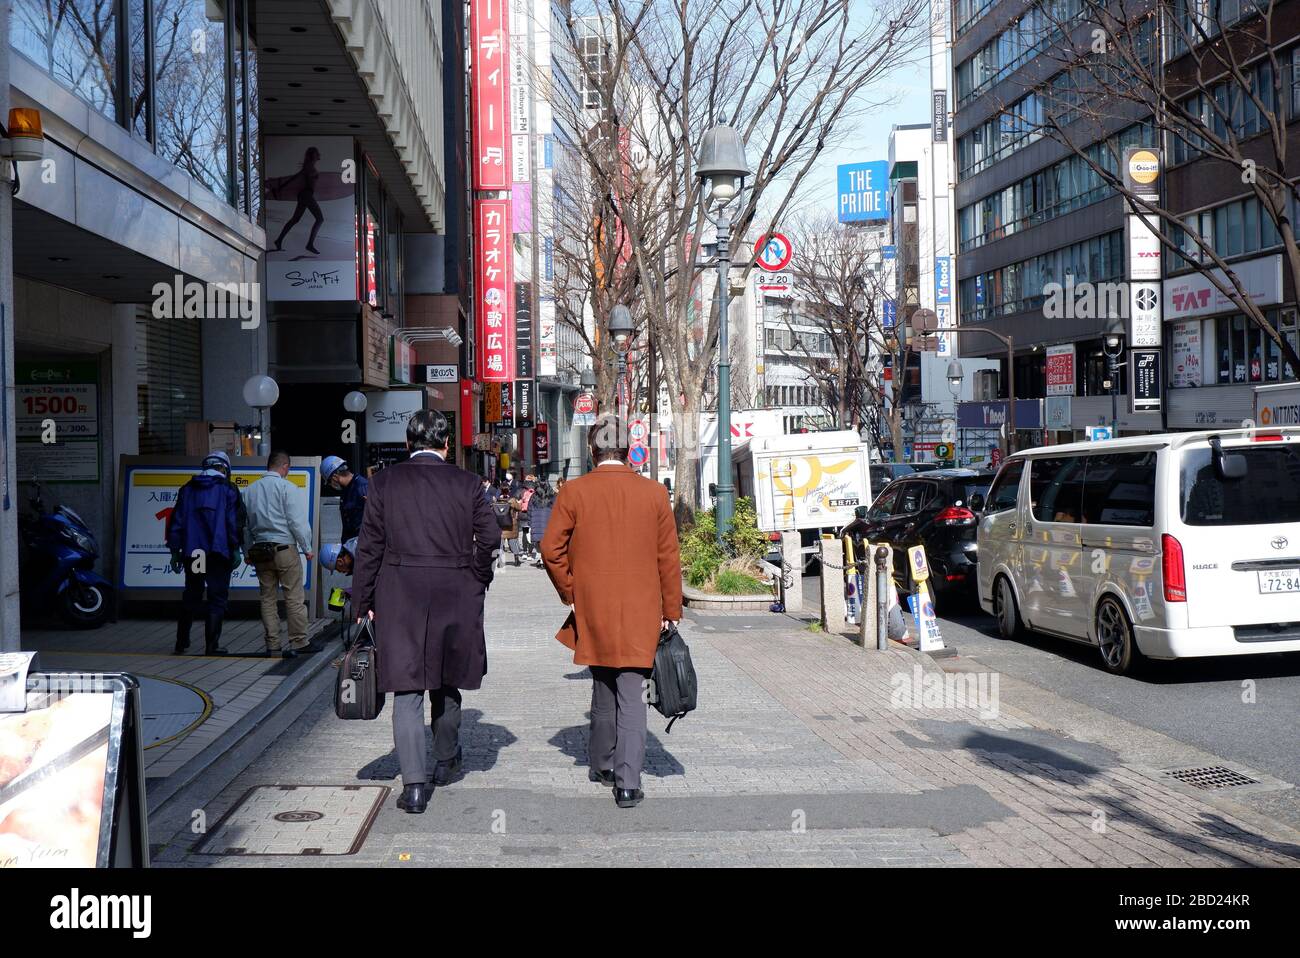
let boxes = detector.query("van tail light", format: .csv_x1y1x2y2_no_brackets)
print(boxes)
1252,432,1284,442
936,506,976,526
1162,533,1187,602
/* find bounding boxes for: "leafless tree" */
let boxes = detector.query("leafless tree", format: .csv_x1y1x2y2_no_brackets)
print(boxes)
559,0,929,517
1011,0,1300,373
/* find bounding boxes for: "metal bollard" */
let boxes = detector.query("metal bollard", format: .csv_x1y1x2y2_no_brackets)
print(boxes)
875,546,890,651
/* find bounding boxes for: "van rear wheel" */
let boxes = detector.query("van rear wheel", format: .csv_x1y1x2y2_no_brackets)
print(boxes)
1095,596,1143,675
993,576,1024,641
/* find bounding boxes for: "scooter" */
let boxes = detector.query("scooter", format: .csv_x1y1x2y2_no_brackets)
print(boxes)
18,480,113,629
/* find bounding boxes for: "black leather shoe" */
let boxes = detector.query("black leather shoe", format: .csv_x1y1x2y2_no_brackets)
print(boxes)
614,788,644,808
396,783,433,814
432,748,463,787
283,640,323,659
590,768,616,787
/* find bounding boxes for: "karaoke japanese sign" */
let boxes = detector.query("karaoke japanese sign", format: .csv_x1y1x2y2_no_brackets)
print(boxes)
476,199,515,382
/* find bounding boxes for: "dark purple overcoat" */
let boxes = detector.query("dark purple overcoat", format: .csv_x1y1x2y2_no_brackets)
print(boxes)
352,454,498,692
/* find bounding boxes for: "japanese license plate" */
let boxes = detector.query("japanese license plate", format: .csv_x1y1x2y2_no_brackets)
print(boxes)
1257,569,1300,594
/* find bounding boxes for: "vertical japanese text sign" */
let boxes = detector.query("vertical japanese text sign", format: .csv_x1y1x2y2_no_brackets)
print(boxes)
472,0,512,191
476,199,516,382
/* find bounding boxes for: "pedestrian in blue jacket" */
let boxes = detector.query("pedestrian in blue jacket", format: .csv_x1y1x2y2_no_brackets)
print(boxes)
168,451,247,655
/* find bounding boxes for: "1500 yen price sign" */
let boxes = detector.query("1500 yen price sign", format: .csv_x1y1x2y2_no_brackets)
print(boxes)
16,383,99,438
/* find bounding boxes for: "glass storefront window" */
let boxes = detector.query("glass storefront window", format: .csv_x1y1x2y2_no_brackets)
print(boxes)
12,0,118,119
155,0,231,203
11,0,259,217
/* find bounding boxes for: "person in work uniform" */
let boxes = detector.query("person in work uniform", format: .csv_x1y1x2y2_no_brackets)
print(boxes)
168,451,247,656
322,455,369,543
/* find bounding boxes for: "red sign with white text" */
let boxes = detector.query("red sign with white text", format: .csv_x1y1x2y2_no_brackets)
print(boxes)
475,199,515,382
471,0,511,191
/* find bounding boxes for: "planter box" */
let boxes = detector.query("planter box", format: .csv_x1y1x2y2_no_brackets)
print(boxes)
681,581,774,612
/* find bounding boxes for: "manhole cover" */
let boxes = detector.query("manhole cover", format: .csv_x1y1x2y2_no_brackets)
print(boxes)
138,676,210,748
1163,765,1260,791
195,785,389,856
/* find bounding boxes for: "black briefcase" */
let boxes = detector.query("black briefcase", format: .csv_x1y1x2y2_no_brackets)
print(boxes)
650,623,698,733
335,620,385,720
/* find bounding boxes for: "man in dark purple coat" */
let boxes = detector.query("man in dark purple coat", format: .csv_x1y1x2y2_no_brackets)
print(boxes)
352,410,498,814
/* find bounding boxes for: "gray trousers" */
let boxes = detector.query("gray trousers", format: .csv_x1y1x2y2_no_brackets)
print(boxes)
392,687,462,786
589,666,651,790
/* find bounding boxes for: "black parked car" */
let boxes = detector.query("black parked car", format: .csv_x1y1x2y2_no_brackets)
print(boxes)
853,469,994,609
868,461,940,497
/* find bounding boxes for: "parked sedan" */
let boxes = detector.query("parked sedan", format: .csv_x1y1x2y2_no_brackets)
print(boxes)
855,469,994,609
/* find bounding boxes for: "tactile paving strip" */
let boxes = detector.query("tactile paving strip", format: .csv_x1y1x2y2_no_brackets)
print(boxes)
195,785,390,856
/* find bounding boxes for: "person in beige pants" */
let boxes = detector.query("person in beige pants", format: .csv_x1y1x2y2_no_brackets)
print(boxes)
243,451,318,657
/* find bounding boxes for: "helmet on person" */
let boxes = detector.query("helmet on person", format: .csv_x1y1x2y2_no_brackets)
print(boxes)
320,542,342,571
202,450,232,476
322,455,347,486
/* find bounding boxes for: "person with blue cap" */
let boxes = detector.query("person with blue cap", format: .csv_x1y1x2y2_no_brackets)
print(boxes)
321,537,359,576
167,450,247,655
322,455,368,542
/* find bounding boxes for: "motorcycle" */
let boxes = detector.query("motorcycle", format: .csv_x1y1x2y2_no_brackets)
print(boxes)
18,480,113,629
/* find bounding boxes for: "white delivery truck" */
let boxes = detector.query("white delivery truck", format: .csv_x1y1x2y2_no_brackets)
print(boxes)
1253,382,1300,428
731,430,873,533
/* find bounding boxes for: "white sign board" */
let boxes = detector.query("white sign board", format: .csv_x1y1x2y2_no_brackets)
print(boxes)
1163,254,1283,320
366,389,425,444
1129,282,1162,347
1126,213,1162,281
756,271,792,294
1170,320,1203,388
425,364,459,384
118,463,318,592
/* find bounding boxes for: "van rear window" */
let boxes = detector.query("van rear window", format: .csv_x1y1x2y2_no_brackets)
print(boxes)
1181,445,1300,525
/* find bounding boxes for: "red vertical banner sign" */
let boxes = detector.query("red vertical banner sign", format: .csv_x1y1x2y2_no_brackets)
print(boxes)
476,199,515,382
471,0,511,191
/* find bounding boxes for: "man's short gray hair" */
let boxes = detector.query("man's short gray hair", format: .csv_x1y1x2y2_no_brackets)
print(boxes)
407,409,450,450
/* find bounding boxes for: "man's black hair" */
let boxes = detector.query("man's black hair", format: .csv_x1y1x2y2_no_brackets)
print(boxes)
267,450,291,471
407,409,450,451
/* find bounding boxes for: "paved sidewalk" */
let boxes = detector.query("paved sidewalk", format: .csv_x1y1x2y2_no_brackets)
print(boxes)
151,564,1300,867
23,612,335,803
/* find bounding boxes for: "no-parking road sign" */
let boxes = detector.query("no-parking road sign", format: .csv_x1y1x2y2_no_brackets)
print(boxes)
755,233,793,272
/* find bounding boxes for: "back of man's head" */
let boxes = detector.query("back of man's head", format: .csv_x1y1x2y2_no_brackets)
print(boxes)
267,450,291,473
406,409,450,451
588,413,629,465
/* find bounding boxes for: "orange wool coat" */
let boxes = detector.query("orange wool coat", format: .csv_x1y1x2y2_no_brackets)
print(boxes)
539,464,683,669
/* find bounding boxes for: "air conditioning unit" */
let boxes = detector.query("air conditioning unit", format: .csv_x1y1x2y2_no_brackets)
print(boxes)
973,370,999,401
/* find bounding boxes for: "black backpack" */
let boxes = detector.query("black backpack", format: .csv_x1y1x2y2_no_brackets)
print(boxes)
492,500,513,529
649,623,697,732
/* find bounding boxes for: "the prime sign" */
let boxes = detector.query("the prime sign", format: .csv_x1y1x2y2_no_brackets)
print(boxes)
836,160,889,224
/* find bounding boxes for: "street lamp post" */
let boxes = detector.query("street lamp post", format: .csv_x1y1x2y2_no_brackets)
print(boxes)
242,375,280,458
695,125,751,545
1102,323,1125,438
344,390,367,477
609,304,634,426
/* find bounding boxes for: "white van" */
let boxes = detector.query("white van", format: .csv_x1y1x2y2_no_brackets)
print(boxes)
976,427,1300,674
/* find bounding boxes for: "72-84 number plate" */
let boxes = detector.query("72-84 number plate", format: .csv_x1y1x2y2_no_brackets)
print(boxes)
1257,569,1300,594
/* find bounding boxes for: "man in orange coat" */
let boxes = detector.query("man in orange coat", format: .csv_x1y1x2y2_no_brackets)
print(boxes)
540,414,682,808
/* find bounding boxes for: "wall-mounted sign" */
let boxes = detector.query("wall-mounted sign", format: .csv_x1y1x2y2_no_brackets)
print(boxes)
836,161,889,224
1123,146,1161,201
471,0,511,191
475,199,515,382
514,379,535,429
1045,344,1074,396
425,364,459,384
1170,320,1203,388
15,360,100,483
1128,282,1162,347
932,90,948,142
934,256,951,305
538,301,557,376
366,389,426,444
1162,254,1282,320
515,280,534,379
1130,349,1162,412
956,399,1044,430
534,423,550,462
264,136,358,302
1045,395,1072,430
1126,213,1162,281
